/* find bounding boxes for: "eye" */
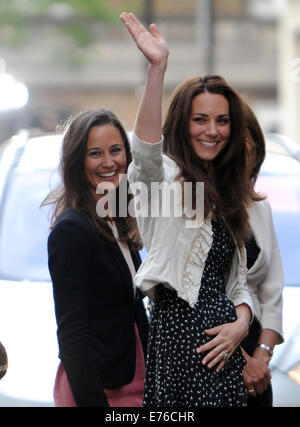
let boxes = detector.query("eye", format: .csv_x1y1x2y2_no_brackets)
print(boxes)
217,117,230,125
192,116,206,123
110,146,125,154
88,150,101,157
111,147,121,153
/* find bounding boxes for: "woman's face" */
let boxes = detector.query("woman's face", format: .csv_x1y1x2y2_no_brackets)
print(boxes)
84,124,127,195
189,92,231,162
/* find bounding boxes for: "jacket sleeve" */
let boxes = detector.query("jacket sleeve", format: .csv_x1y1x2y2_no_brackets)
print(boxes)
128,131,180,186
226,244,254,321
48,218,109,407
253,200,284,342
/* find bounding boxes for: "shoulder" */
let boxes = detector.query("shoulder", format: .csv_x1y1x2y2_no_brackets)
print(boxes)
55,208,95,230
248,199,276,245
248,198,272,220
48,209,95,246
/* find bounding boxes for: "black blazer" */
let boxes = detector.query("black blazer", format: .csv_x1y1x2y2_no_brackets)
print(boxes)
48,208,149,407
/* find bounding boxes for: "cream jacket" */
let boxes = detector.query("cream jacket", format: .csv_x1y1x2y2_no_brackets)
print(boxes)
247,199,284,342
128,132,254,314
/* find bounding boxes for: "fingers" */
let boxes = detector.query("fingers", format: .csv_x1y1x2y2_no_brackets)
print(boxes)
149,23,161,38
250,372,271,395
120,11,168,67
243,362,272,397
206,350,232,372
196,339,235,371
121,12,161,41
120,12,146,42
204,348,233,372
196,329,238,371
243,371,257,397
202,325,223,336
246,387,257,398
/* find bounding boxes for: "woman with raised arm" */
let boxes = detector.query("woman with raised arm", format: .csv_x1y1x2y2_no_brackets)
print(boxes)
120,12,254,407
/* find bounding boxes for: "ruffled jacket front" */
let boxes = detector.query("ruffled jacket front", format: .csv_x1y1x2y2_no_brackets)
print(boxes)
128,132,253,313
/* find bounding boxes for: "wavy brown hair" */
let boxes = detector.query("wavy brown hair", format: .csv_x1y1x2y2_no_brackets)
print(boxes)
244,102,266,201
43,109,142,250
162,75,253,244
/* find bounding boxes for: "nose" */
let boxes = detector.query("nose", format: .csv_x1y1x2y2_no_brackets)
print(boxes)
206,121,218,138
101,153,115,168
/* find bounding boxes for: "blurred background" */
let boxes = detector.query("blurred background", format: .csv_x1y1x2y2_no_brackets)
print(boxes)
0,0,300,407
0,0,299,145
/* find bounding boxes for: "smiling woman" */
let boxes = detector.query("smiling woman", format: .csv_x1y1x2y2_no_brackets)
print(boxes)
42,108,148,407
84,124,127,195
189,92,231,162
120,11,256,408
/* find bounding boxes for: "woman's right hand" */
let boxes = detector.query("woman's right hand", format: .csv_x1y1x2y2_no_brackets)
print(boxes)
120,12,169,70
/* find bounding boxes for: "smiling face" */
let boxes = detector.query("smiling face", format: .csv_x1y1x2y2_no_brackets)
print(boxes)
84,124,127,197
189,92,231,162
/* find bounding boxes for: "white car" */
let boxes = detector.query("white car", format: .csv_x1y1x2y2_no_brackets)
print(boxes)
0,131,62,406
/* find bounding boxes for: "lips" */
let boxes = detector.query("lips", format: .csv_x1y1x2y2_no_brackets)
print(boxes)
96,170,118,178
196,139,221,148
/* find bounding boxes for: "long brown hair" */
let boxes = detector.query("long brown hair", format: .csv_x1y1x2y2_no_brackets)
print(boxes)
43,109,142,250
244,102,266,201
162,75,253,244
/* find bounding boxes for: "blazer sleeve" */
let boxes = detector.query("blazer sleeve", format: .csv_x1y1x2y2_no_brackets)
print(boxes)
48,217,109,407
254,200,284,342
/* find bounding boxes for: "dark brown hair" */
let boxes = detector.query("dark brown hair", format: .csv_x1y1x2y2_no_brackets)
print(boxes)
162,75,253,244
43,109,142,250
245,103,266,188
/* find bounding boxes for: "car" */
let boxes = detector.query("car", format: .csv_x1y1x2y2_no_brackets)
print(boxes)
0,130,62,406
256,133,300,407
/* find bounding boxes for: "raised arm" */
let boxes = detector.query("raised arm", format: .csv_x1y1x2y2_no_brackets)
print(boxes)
120,12,169,143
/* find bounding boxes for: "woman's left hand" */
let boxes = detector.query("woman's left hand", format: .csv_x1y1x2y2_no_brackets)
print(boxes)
196,318,249,372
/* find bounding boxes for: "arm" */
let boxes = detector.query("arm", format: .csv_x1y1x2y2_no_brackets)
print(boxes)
48,219,109,407
255,201,284,342
242,200,284,395
120,12,169,143
196,303,251,372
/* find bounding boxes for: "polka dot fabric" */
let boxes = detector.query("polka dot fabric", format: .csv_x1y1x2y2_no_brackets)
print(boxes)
143,218,247,407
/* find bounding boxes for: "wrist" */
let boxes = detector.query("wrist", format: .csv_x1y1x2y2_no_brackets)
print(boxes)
253,348,271,366
235,316,249,331
234,317,249,341
235,303,251,327
148,60,168,74
256,343,274,359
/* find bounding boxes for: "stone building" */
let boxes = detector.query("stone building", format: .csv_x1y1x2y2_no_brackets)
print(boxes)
0,0,288,141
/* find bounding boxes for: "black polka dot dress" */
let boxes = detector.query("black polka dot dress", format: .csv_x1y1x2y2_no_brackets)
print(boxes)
143,218,247,407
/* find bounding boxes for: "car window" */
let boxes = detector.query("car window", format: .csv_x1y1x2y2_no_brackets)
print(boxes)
0,168,57,282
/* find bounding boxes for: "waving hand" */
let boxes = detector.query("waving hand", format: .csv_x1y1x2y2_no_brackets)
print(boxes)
120,12,169,70
120,12,168,143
